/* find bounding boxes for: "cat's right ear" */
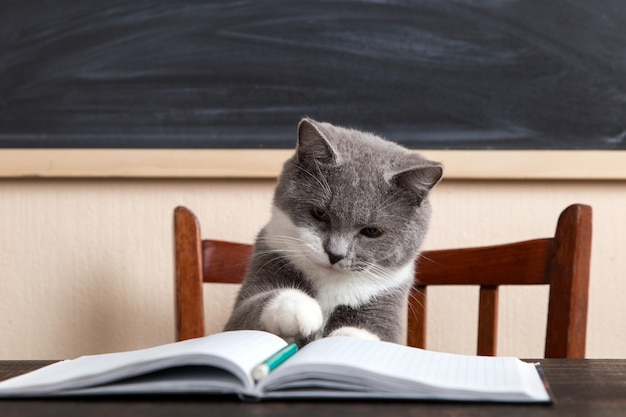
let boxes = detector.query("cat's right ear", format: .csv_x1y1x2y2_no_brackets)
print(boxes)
296,118,338,164
391,157,444,206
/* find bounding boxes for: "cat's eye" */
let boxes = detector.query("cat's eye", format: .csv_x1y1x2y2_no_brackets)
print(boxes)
311,207,330,222
361,227,383,238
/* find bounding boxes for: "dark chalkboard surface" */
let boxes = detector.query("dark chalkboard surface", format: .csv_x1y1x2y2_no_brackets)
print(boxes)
1,0,625,149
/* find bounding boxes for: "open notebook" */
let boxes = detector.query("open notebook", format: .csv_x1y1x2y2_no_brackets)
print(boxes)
0,330,551,402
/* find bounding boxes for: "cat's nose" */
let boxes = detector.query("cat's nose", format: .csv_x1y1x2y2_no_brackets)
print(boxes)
327,252,346,265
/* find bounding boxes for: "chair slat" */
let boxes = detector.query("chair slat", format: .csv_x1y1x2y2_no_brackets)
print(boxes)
477,286,499,356
202,240,252,284
416,239,552,286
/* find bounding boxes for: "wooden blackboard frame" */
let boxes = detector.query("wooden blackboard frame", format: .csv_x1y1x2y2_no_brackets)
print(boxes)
2,149,625,180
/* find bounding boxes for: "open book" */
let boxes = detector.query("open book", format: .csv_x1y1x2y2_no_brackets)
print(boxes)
0,330,551,402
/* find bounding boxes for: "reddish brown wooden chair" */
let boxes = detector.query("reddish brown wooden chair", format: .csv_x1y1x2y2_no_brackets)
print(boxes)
174,204,592,358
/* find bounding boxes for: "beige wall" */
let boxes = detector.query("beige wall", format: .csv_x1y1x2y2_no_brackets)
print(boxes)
1,178,624,359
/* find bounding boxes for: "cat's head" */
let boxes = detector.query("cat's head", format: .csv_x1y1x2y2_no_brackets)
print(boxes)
267,118,443,275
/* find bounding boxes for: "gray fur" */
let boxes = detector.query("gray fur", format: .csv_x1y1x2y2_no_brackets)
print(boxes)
224,118,443,345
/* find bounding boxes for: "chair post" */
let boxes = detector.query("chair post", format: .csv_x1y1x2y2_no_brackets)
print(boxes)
545,204,592,358
174,206,206,341
477,286,499,356
407,285,427,348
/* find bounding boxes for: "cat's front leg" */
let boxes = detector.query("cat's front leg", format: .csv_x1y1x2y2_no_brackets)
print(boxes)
261,289,324,340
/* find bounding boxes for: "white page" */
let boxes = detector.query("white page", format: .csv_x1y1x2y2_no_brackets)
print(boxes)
0,330,286,395
261,336,550,401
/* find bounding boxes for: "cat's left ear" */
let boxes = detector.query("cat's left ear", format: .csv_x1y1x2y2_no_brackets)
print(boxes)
296,118,339,164
391,156,443,205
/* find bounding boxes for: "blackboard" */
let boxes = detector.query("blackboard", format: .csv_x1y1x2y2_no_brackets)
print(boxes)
1,0,625,149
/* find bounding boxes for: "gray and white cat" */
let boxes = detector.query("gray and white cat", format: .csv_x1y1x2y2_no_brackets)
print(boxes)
224,118,443,345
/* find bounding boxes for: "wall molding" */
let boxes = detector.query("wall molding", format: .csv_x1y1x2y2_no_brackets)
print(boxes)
1,150,624,180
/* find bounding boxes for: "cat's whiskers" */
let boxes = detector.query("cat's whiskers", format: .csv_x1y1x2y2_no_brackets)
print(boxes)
257,235,314,248
416,253,441,266
257,234,412,290
257,234,307,244
253,241,311,259
257,235,319,258
256,234,313,250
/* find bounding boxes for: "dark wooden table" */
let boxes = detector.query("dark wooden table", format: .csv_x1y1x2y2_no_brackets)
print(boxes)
1,359,625,417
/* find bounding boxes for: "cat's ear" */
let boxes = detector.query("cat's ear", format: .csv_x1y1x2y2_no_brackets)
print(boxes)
391,156,443,205
296,118,338,164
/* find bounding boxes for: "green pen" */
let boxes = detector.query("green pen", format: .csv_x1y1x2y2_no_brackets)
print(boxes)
252,343,299,382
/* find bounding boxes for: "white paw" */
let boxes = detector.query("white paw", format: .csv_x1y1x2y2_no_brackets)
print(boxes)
260,289,324,338
328,326,380,341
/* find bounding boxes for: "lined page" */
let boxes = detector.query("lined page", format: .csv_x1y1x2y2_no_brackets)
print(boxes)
265,336,547,399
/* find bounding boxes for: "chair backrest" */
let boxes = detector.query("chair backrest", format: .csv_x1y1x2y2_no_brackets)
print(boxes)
174,204,592,358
